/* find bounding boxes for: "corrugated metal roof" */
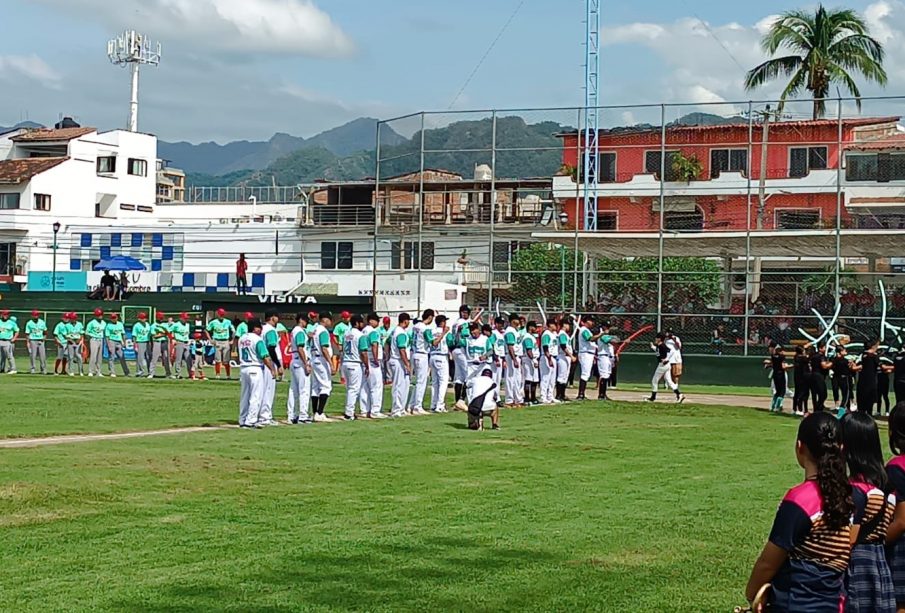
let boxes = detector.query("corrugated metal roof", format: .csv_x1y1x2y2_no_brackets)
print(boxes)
847,133,905,151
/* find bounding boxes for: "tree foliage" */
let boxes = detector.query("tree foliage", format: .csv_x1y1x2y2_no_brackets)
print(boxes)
595,257,723,307
745,5,887,118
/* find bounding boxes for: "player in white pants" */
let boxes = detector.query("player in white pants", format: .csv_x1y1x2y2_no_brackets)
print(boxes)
491,318,507,403
408,309,434,415
539,319,560,404
521,320,540,405
504,314,525,406
287,313,312,424
238,319,277,428
555,323,573,401
361,313,387,418
595,323,616,400
341,315,369,420
259,311,283,426
576,315,603,400
647,333,685,403
388,313,412,417
665,329,684,391
427,315,451,412
309,312,335,422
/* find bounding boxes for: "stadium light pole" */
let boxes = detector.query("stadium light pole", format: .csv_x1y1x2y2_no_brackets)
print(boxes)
51,221,61,292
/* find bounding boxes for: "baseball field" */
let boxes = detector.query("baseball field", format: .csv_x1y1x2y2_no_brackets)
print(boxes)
1,374,799,612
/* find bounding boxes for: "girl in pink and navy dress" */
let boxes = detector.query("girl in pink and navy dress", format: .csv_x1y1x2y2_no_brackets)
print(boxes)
885,402,905,613
841,412,895,613
746,412,853,612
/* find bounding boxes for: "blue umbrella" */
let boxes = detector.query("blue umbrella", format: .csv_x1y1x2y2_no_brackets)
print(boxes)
93,255,147,271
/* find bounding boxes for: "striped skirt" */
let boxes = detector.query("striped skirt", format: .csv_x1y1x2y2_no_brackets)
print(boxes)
888,538,905,606
846,542,895,612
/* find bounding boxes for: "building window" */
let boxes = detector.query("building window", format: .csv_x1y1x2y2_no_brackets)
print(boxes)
32,194,51,211
137,205,154,213
0,242,16,276
128,158,148,177
777,209,820,229
598,211,618,230
645,150,680,181
664,209,704,231
0,193,21,210
320,241,353,270
97,156,116,174
391,241,435,270
847,153,905,182
789,147,828,178
119,203,136,211
580,152,617,182
710,149,748,178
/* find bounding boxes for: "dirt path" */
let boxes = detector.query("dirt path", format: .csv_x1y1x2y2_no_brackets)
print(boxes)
0,426,233,449
605,389,775,410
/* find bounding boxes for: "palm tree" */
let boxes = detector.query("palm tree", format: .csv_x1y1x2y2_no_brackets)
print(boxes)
745,5,887,119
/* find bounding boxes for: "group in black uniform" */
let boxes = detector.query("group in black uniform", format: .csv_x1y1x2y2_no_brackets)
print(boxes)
767,340,905,416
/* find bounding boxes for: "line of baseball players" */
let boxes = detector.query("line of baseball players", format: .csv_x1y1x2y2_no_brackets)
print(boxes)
234,305,626,429
0,307,243,379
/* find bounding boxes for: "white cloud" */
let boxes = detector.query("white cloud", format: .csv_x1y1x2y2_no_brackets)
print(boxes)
0,55,62,88
36,0,355,57
601,2,905,115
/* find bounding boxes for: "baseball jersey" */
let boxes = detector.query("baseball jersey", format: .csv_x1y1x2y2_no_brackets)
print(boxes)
541,330,559,357
290,325,308,363
53,321,69,345
68,321,84,341
578,326,595,353
0,319,18,340
238,332,268,369
466,334,491,362
503,326,519,358
558,331,571,354
309,323,331,359
522,333,537,357
333,321,350,348
492,329,506,358
207,318,235,341
451,317,471,349
426,326,449,356
666,336,683,364
132,321,151,343
411,321,429,354
235,321,248,338
151,322,169,341
511,327,525,357
25,318,47,340
363,325,382,366
85,318,106,340
105,321,126,342
377,325,391,348
170,321,190,343
389,326,409,360
597,334,615,359
343,328,367,364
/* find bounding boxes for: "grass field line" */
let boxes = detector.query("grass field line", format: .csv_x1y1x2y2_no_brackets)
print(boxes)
0,425,232,448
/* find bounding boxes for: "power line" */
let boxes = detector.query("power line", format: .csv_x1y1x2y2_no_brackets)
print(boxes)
448,0,527,110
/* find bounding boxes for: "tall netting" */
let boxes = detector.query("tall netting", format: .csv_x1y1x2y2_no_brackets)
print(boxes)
371,96,905,356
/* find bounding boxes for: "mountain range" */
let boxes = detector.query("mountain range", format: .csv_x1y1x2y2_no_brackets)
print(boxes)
158,117,406,175
0,121,43,133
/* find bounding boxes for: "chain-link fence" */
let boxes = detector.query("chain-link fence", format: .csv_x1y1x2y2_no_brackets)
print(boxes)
364,96,905,356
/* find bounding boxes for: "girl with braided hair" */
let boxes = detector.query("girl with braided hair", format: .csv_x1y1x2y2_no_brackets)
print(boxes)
745,412,853,612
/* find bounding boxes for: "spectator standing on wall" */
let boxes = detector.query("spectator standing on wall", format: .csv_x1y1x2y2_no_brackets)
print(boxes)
236,254,249,296
100,270,116,301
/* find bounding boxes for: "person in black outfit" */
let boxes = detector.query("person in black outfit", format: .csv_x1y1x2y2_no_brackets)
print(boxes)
100,269,116,301
792,345,811,416
830,346,852,412
852,340,881,415
808,343,832,412
878,348,892,415
893,349,905,405
764,343,792,413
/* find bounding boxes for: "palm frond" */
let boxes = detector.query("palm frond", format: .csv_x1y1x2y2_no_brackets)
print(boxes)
827,62,864,111
745,56,803,91
761,13,815,54
775,66,810,115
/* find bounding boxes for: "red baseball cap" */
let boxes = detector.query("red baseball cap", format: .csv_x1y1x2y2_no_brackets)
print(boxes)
31,309,40,317
156,312,166,320
93,308,103,317
216,308,226,317
1,309,10,316
138,313,148,320
308,311,318,318
111,313,119,319
382,316,391,325
180,312,189,321
244,311,254,320
340,311,351,319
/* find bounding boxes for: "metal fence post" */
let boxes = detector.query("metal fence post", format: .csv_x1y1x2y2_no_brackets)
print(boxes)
835,98,843,301
743,101,754,357
656,104,666,332
371,120,383,308
488,111,497,312
417,112,426,313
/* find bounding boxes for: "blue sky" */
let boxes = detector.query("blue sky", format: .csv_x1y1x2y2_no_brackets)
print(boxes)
1,0,902,142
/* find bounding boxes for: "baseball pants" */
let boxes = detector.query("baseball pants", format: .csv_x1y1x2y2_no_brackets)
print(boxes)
68,344,85,375
28,340,47,374
578,352,595,382
342,362,364,418
388,358,410,417
652,363,678,392
239,367,265,426
149,340,172,377
89,338,104,375
260,370,276,422
173,342,192,378
522,359,538,384
409,353,429,411
539,357,556,402
134,342,149,376
452,348,468,385
505,357,523,404
0,340,13,372
429,354,450,411
106,340,130,376
311,358,332,396
287,361,311,422
596,355,613,381
556,355,571,385
362,362,384,416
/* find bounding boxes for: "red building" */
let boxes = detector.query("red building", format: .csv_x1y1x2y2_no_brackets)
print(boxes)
554,116,902,232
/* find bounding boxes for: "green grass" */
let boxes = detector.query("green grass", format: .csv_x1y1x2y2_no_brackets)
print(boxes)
0,373,804,612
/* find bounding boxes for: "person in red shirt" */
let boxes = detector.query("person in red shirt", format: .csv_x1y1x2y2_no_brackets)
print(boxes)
236,253,249,295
